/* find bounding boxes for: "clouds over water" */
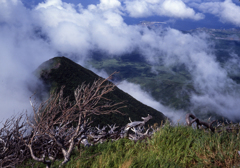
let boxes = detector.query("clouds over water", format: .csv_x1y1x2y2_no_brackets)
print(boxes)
1,0,240,122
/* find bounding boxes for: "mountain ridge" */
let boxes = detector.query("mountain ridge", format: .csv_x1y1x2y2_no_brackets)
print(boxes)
34,56,167,127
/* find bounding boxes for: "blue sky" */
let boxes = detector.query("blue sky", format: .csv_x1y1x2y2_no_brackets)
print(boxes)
20,0,240,30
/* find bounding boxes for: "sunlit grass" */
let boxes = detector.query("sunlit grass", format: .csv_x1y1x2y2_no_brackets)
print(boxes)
20,122,240,168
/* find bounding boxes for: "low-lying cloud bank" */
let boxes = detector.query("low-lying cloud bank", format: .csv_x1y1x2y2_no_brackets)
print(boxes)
1,0,240,122
117,81,186,123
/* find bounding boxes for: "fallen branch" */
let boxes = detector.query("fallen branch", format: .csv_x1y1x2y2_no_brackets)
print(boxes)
185,113,216,132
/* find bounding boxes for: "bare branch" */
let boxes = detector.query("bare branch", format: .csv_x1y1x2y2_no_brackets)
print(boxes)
185,113,216,132
124,114,152,138
0,113,29,168
26,74,126,167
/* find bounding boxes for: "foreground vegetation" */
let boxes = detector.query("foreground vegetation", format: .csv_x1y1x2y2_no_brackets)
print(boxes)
22,122,240,168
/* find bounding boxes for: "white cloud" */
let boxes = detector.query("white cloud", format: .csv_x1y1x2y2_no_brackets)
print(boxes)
36,0,63,9
117,80,186,123
198,0,240,26
0,0,55,120
98,0,122,10
124,0,204,20
34,0,143,56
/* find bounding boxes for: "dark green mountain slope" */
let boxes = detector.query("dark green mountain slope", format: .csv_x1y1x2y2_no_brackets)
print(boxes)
34,56,166,127
89,54,194,110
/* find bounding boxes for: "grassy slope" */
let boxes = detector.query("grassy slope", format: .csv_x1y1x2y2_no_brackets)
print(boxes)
24,123,240,168
89,54,194,110
34,56,166,127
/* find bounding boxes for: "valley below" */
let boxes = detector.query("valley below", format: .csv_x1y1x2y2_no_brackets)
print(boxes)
86,27,240,123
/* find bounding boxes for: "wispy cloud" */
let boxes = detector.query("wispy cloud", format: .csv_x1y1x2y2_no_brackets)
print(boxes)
197,0,240,26
150,29,240,121
117,80,186,123
0,0,55,120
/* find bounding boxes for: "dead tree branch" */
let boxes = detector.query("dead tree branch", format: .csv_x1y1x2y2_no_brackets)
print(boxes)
124,114,152,139
26,75,126,167
185,113,216,132
0,113,29,168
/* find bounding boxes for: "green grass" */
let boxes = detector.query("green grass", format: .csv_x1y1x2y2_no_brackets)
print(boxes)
21,122,240,168
89,56,194,110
